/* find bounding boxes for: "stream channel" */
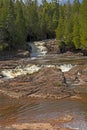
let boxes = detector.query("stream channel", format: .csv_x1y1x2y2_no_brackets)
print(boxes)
0,41,87,130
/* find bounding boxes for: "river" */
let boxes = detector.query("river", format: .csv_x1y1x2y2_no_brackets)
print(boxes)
0,41,87,130
0,94,87,129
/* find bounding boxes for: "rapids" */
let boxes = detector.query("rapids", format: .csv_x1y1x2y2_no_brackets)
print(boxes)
0,40,87,130
0,64,75,79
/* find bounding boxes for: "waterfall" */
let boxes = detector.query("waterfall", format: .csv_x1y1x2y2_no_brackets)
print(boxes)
28,41,47,58
0,41,76,79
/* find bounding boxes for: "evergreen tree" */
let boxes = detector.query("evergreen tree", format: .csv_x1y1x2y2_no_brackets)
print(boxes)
6,0,16,48
39,0,59,39
64,0,73,46
56,5,64,41
39,0,48,39
25,0,39,41
0,0,84,52
15,0,26,47
80,0,87,50
0,0,16,50
0,0,5,45
72,0,80,49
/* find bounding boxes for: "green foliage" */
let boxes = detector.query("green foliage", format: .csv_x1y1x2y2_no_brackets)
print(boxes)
56,0,87,51
80,0,87,50
0,0,87,52
38,0,59,39
64,0,73,46
56,5,64,42
72,0,80,49
15,0,26,46
0,0,60,51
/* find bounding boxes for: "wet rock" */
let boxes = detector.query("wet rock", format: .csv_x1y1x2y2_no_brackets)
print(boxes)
6,123,54,130
0,67,73,99
74,86,87,94
64,65,87,86
64,64,87,94
4,124,77,130
16,50,30,58
50,115,73,127
44,39,83,56
45,39,60,54
60,51,83,57
55,115,73,123
58,128,75,130
0,49,30,61
70,94,82,100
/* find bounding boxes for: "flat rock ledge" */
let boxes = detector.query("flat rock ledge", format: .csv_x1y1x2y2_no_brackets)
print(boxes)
4,123,74,130
3,115,74,130
0,67,74,99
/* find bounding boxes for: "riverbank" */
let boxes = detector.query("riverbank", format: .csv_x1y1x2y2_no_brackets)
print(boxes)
0,39,85,61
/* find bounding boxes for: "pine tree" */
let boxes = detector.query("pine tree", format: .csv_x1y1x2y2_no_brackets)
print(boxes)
0,0,16,50
80,0,87,50
6,0,16,49
72,0,80,49
25,0,39,41
56,5,64,42
0,0,4,45
64,0,73,46
38,0,48,39
15,0,26,47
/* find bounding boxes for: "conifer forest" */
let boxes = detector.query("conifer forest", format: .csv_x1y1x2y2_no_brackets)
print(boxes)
0,0,87,51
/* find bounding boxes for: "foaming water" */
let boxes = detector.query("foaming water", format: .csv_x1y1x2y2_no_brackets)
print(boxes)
59,64,75,72
0,94,87,129
28,41,47,57
0,64,75,79
0,41,87,130
0,41,87,79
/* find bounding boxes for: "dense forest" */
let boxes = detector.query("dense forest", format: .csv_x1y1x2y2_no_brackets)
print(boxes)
0,0,87,52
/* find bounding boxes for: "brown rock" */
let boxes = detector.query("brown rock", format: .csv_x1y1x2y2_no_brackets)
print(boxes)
16,50,30,58
64,64,87,86
59,128,75,130
0,67,72,99
6,123,54,130
6,123,75,130
45,39,60,54
57,115,73,123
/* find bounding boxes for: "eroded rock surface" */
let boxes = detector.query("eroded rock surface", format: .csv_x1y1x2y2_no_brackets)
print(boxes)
45,39,60,54
64,64,87,93
0,67,73,99
2,123,75,130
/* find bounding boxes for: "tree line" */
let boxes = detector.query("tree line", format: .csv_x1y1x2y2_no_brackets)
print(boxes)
0,0,87,52
56,0,87,51
0,0,59,51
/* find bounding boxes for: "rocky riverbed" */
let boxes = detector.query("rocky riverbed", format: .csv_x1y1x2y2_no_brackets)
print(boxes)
0,40,87,130
0,66,73,99
0,39,87,99
0,56,87,99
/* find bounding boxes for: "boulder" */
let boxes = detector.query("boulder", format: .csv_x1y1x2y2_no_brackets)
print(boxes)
64,64,87,93
45,39,60,54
